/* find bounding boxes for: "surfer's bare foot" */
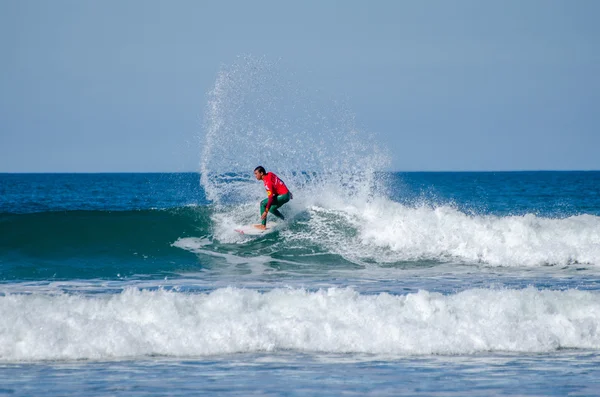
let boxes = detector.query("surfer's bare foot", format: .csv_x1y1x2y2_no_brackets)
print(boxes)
253,224,266,230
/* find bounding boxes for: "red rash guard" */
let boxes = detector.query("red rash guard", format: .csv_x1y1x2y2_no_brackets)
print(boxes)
263,172,289,209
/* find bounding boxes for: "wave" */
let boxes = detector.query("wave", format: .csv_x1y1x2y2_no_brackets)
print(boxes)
0,208,209,280
1,287,599,361
182,189,600,268
3,197,600,281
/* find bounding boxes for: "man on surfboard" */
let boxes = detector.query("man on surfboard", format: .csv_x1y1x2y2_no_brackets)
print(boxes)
254,166,292,230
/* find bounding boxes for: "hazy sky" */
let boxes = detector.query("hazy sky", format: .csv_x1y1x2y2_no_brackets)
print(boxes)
1,0,598,172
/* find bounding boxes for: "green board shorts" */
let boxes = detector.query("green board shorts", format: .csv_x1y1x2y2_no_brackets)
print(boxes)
260,192,291,225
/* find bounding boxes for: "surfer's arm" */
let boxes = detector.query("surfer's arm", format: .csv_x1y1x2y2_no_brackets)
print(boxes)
261,195,272,220
263,177,275,212
265,191,275,211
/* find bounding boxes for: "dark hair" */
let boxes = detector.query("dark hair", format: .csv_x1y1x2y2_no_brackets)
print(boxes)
254,166,266,174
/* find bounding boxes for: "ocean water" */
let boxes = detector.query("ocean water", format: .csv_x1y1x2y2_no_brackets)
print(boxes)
1,171,600,396
2,58,600,395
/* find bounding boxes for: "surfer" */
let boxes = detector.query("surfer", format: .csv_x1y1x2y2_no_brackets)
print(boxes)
254,166,292,230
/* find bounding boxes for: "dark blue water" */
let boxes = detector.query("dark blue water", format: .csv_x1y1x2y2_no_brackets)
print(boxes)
1,172,600,396
394,171,600,217
0,173,205,213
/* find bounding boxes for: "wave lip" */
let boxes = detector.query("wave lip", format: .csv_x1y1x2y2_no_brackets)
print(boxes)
1,287,599,361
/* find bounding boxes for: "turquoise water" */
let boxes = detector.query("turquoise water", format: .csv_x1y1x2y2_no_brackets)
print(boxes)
1,171,600,396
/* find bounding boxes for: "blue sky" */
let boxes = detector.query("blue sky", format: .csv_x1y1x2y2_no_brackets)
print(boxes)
1,0,598,172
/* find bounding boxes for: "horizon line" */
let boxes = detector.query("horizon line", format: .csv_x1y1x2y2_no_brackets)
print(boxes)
1,169,599,174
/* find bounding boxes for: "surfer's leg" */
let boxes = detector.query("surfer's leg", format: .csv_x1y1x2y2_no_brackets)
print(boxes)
270,206,284,220
269,193,290,220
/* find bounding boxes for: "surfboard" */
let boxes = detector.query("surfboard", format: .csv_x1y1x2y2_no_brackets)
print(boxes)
234,223,279,236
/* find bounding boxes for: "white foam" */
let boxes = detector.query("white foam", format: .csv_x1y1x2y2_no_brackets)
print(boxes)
1,287,599,361
282,196,600,267
172,237,282,275
365,204,600,267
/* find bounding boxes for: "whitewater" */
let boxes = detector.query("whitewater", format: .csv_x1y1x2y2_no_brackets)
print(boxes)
2,287,600,362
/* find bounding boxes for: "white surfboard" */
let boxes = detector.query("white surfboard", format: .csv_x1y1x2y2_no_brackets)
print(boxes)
234,223,279,236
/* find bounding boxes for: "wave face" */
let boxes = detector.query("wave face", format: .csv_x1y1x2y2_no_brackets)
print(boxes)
1,287,599,361
0,208,208,280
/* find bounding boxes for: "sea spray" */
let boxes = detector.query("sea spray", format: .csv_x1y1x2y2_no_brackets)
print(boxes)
199,56,389,239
